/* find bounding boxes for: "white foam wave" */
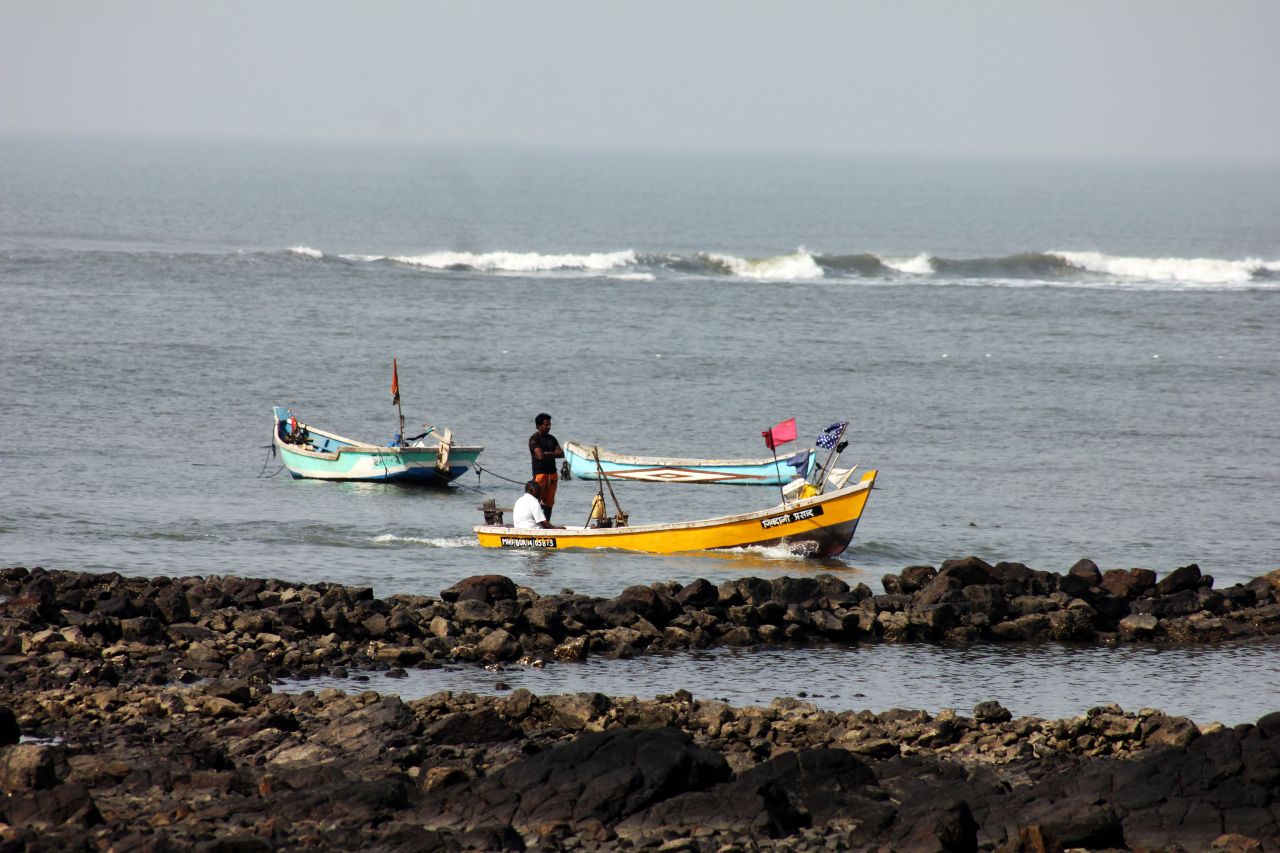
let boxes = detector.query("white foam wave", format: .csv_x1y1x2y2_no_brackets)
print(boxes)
706,249,824,280
608,272,656,281
338,253,384,263
370,533,475,548
881,253,935,275
288,245,323,259
1050,251,1272,285
390,250,637,273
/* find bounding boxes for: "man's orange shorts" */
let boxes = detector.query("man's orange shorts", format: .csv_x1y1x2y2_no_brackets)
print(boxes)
534,472,558,507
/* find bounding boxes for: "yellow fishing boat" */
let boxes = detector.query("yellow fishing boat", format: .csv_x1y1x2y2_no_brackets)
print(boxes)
474,470,877,558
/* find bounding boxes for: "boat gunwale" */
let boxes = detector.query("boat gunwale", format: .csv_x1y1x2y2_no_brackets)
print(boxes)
272,418,482,462
475,473,875,538
564,440,814,469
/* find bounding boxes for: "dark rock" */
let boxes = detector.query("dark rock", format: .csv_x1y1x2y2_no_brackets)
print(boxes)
1156,563,1202,596
1130,588,1200,618
1,782,102,827
421,727,730,829
973,701,1013,724
717,577,772,606
442,575,518,604
453,599,498,626
612,585,679,627
1066,559,1101,586
938,556,1001,587
0,706,19,745
769,576,821,605
427,708,520,744
0,743,60,790
621,748,888,840
900,564,938,594
673,579,717,608
897,797,979,853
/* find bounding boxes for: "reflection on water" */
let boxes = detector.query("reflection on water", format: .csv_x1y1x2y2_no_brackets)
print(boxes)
279,638,1280,726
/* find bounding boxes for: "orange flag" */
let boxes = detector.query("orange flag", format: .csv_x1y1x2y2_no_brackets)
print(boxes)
391,358,400,405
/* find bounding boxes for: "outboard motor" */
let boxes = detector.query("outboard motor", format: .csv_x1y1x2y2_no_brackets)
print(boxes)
478,498,504,526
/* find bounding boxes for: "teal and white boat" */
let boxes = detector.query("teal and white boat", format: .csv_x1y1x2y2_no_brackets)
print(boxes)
272,406,483,485
564,440,815,485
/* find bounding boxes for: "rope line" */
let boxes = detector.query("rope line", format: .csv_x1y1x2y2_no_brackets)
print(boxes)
255,444,285,478
471,462,526,486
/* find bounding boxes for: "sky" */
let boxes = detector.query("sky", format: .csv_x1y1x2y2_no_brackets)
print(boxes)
2,0,1278,161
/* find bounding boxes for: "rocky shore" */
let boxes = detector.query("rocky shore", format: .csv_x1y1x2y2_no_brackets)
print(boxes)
3,560,1280,851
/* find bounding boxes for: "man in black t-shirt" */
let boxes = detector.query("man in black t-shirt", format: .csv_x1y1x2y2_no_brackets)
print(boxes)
528,412,564,522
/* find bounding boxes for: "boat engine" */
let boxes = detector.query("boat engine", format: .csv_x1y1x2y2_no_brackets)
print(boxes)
478,498,505,526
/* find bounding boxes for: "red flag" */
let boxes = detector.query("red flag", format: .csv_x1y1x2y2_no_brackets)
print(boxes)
762,417,797,450
390,358,400,405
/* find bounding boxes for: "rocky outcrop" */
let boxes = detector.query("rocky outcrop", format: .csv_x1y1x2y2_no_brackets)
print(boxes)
3,561,1280,693
2,682,1278,851
4,559,1280,849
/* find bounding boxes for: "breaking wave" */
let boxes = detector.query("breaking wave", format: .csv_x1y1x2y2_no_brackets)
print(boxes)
702,249,824,280
390,250,637,273
1048,251,1278,285
269,245,1280,289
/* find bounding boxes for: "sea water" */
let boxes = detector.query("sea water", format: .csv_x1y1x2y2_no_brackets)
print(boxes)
2,134,1278,720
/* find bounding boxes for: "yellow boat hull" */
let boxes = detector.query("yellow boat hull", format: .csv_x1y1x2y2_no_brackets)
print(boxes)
475,470,877,558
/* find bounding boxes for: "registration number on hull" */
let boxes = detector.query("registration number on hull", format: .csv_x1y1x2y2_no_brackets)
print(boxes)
500,537,557,548
760,505,824,529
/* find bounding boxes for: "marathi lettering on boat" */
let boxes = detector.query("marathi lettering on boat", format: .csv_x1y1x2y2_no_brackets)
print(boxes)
760,505,824,529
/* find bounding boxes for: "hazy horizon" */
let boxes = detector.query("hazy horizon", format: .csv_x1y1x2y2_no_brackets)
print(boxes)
3,1,1279,164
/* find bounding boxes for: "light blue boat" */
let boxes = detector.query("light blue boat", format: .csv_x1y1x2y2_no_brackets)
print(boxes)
272,406,483,485
564,440,814,485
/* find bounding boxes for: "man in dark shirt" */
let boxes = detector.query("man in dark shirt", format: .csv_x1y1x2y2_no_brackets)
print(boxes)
528,412,564,522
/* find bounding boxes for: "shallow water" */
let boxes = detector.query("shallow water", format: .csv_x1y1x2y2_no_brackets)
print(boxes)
278,637,1280,727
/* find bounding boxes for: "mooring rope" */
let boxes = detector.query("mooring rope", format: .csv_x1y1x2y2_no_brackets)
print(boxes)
471,462,526,486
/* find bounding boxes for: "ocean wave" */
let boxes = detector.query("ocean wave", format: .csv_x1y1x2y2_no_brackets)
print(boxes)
880,253,935,275
702,249,824,280
1049,251,1276,285
269,245,1279,289
819,253,891,276
389,250,637,273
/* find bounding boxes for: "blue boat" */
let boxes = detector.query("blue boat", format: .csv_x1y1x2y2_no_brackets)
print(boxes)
564,441,815,485
272,406,483,485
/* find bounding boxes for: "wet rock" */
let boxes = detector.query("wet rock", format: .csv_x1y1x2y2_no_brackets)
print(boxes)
973,701,1013,724
441,574,518,604
1118,613,1159,638
1100,567,1158,599
477,629,521,661
938,556,1001,587
452,599,498,626
1155,563,1203,596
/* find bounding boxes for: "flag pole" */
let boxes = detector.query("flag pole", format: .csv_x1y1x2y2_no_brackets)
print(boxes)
768,428,786,506
391,358,405,446
816,420,849,489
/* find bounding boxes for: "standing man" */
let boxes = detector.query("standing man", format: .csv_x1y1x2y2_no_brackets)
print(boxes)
528,412,564,522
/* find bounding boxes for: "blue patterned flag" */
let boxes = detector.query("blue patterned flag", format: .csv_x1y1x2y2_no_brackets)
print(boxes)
816,421,848,450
